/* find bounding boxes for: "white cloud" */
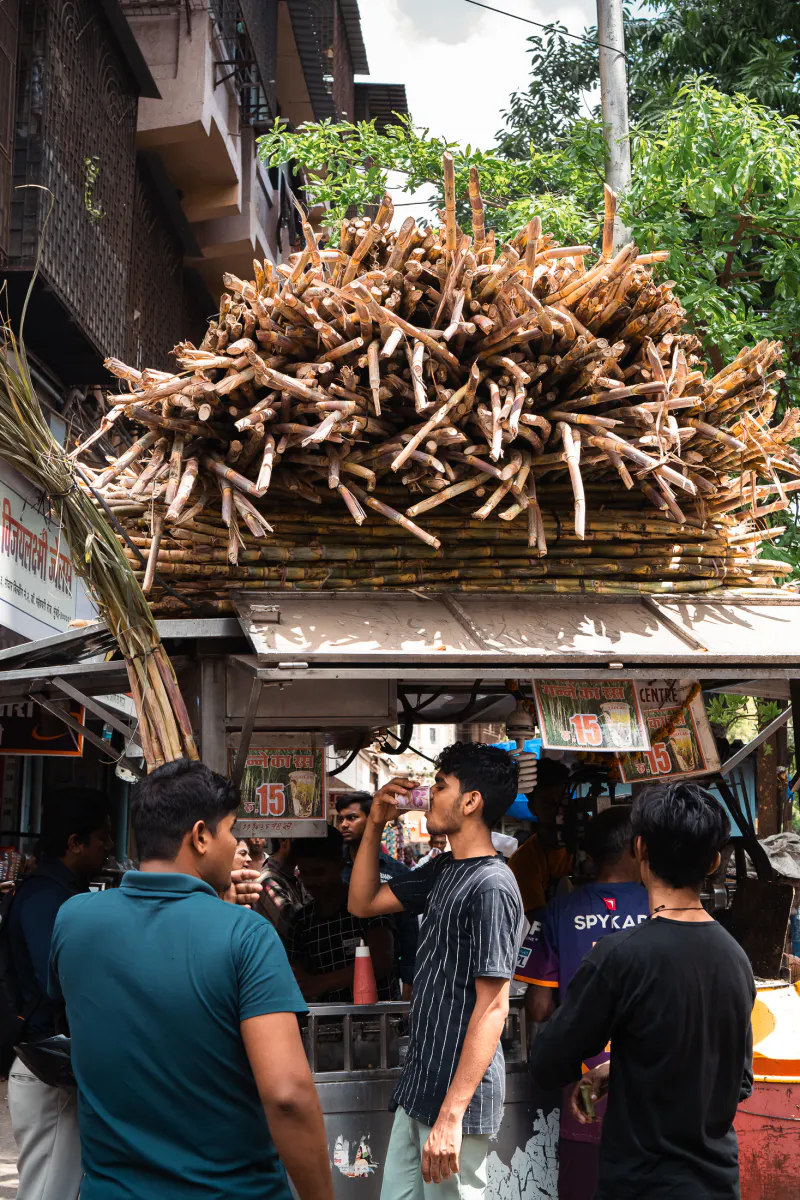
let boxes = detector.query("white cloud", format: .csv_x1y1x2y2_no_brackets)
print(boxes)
356,0,596,221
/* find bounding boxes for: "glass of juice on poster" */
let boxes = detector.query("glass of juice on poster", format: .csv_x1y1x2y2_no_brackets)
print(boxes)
601,701,633,747
289,770,317,817
671,726,696,773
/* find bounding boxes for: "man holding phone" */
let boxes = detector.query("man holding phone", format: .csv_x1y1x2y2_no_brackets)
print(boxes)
530,782,754,1200
348,742,524,1199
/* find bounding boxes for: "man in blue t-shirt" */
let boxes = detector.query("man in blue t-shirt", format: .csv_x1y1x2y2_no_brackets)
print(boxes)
516,805,649,1200
49,759,333,1200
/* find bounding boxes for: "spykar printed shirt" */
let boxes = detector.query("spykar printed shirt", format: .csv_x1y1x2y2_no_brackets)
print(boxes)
515,880,650,1143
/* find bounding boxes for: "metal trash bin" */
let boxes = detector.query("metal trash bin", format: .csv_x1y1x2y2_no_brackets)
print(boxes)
299,998,560,1197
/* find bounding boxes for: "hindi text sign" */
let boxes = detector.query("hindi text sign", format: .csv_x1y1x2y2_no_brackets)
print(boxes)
0,473,76,638
533,679,650,753
232,737,327,837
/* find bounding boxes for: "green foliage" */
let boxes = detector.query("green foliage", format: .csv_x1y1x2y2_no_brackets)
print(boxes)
498,1,800,158
706,694,783,741
623,82,800,396
257,115,599,247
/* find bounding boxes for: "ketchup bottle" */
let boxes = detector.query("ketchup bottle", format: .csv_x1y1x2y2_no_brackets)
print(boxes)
353,940,378,1004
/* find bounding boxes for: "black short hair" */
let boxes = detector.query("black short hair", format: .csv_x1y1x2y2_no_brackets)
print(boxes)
631,782,730,889
436,741,518,828
585,805,633,867
289,824,345,863
40,787,110,857
335,791,372,815
536,757,571,789
131,759,239,861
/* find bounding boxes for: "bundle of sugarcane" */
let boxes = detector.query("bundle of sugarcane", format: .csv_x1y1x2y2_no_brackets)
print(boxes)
72,160,796,605
0,330,198,769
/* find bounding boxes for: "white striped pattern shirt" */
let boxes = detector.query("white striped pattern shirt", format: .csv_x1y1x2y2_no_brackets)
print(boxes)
388,853,524,1135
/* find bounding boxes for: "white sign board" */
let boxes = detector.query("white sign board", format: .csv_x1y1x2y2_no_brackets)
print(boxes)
0,466,77,639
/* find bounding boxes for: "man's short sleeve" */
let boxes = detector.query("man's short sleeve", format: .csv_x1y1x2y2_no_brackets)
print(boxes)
471,881,523,980
388,857,439,915
236,915,307,1021
514,914,559,987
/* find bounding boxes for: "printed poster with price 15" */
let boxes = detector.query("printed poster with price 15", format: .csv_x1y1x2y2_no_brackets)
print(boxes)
533,679,650,753
617,679,720,783
231,737,327,838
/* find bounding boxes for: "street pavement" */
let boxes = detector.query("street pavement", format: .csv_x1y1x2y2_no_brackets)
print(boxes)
0,1082,18,1197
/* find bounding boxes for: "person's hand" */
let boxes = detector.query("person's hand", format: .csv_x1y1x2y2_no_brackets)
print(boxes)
221,868,262,907
370,777,414,827
569,1061,610,1124
422,1112,462,1183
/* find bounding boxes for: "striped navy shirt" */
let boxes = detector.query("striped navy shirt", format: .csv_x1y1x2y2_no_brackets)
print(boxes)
388,853,524,1136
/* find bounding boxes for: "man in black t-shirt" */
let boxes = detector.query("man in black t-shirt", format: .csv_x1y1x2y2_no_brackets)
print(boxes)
348,742,524,1200
530,781,755,1200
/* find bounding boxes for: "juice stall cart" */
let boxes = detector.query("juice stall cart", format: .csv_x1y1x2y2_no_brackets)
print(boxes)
0,588,798,1196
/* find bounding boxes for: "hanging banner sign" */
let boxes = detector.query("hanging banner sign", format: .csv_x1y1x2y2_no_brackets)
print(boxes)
0,470,77,639
617,679,719,783
533,679,650,753
231,736,327,837
0,699,84,756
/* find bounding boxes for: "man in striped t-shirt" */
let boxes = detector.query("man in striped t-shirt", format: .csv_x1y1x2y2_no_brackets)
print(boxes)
349,742,524,1199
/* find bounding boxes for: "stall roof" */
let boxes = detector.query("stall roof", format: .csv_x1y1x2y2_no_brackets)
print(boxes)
0,592,798,704
230,591,800,679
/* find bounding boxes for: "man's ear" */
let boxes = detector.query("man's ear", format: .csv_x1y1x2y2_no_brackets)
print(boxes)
66,833,84,857
708,851,722,875
189,820,209,855
462,789,482,818
633,834,647,863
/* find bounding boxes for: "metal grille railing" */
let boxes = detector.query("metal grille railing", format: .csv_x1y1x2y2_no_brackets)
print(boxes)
0,0,19,264
209,0,278,127
11,0,138,358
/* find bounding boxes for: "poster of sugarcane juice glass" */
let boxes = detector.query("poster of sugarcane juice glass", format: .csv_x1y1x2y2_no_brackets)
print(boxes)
232,737,327,837
532,680,650,752
617,679,720,783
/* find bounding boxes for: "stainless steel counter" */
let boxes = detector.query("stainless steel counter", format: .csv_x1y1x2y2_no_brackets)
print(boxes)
299,998,560,1197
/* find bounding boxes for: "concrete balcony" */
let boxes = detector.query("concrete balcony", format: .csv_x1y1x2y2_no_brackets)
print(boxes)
188,129,284,299
127,4,242,224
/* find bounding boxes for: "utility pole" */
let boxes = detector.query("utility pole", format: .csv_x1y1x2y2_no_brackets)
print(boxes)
597,0,631,250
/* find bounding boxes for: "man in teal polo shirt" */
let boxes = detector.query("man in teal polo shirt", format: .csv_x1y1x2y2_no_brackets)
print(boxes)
49,759,333,1200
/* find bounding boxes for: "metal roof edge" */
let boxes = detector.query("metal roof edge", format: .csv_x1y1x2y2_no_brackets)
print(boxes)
339,0,370,75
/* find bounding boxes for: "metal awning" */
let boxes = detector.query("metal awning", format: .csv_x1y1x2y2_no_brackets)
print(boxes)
231,591,800,680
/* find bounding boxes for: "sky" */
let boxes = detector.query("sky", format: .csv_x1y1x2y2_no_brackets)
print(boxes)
356,0,596,219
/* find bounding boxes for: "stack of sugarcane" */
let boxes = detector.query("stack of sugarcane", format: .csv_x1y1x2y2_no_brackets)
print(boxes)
0,332,198,769
72,158,798,612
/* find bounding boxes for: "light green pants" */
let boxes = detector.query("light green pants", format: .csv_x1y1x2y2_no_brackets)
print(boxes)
380,1106,489,1200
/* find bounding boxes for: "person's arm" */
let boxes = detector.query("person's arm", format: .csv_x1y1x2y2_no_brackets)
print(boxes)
529,954,617,1091
365,921,395,984
422,976,510,1184
242,1012,333,1200
348,778,413,918
20,884,67,996
525,985,556,1024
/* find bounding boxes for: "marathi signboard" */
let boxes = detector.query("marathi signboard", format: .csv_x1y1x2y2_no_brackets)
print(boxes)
533,679,650,753
0,469,76,639
232,737,327,837
0,700,84,757
617,679,719,783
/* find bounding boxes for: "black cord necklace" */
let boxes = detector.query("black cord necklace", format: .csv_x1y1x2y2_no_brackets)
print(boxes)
651,904,705,914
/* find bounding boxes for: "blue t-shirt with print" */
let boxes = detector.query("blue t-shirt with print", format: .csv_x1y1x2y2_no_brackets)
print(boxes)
50,871,306,1200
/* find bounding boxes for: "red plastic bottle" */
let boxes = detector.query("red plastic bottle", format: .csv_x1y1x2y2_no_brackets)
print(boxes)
353,940,378,1004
